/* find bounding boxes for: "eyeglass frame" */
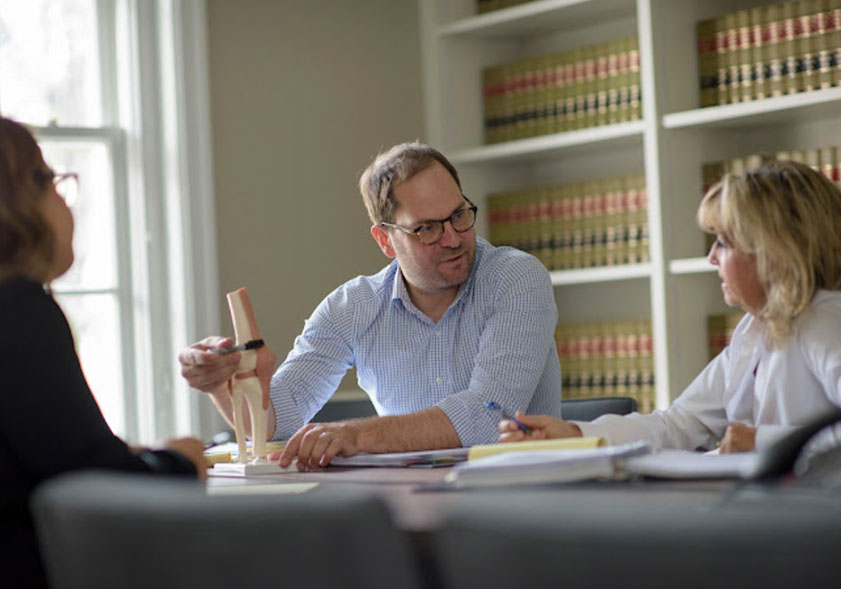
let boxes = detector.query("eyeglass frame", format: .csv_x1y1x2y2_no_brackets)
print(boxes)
380,195,478,245
52,172,80,207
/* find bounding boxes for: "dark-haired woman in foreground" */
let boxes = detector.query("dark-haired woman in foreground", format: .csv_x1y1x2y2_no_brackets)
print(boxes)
0,117,206,588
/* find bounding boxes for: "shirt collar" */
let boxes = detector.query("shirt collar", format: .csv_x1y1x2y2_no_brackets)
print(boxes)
389,235,487,316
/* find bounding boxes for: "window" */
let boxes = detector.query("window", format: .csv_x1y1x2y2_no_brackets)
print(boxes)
0,0,221,443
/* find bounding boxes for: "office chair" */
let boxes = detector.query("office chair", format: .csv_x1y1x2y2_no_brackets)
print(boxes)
432,487,841,588
561,396,637,421
32,472,421,589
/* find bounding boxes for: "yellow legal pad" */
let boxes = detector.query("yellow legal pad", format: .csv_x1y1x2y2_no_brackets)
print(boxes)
467,436,606,461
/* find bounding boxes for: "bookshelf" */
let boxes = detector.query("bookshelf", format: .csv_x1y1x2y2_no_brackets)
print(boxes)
419,0,841,411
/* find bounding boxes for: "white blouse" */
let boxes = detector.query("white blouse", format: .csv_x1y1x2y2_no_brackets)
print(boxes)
577,290,841,451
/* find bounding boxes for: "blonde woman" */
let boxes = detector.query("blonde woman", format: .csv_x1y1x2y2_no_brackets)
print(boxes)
500,160,841,454
0,118,206,589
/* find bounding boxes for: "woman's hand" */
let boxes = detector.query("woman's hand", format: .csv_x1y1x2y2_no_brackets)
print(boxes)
498,412,582,443
166,437,208,482
718,423,757,453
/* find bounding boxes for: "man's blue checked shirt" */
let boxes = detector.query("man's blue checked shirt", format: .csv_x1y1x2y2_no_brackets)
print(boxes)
270,236,562,446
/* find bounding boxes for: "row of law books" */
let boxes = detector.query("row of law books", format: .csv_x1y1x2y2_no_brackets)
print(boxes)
697,0,841,108
700,144,841,253
702,144,841,193
556,320,655,414
482,36,641,144
487,174,648,271
708,312,745,361
476,0,536,14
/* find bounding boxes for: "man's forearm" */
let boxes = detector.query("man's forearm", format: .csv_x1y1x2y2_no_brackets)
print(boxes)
353,406,461,452
208,387,277,441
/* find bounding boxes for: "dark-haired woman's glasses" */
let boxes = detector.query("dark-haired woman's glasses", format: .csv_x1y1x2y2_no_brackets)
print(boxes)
53,172,79,207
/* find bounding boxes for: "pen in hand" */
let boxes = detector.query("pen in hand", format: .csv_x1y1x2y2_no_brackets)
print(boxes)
209,339,265,355
485,401,532,434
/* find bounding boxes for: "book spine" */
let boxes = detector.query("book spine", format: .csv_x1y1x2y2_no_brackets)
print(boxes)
636,174,649,263
737,9,754,102
596,42,610,127
604,177,621,266
816,0,833,89
549,186,565,271
799,0,817,92
601,322,616,398
584,45,599,129
725,12,741,103
536,187,552,269
752,6,770,100
581,183,595,268
570,184,584,268
628,36,642,121
766,4,786,96
697,18,718,107
782,1,801,94
625,175,641,264
830,0,841,88
638,319,654,413
617,38,631,122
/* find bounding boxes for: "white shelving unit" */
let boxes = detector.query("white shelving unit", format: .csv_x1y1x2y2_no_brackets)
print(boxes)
419,0,841,409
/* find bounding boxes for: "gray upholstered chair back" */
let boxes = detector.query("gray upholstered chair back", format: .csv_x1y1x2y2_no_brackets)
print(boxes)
561,396,637,421
432,488,841,588
32,472,421,589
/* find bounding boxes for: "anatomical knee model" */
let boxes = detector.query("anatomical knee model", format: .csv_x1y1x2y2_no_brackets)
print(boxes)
226,287,273,463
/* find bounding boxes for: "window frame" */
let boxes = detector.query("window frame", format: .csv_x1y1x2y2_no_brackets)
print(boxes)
22,0,222,443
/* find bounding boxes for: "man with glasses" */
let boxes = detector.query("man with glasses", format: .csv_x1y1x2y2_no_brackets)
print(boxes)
180,142,561,469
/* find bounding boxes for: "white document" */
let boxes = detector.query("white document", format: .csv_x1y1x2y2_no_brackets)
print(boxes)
622,450,761,480
444,442,651,488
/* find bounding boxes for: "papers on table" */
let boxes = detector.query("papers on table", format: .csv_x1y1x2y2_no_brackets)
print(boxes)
329,448,470,468
621,450,761,480
445,442,651,488
441,443,766,488
327,437,608,468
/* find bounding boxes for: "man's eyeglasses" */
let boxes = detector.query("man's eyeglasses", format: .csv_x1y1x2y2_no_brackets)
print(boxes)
53,172,79,207
381,196,478,246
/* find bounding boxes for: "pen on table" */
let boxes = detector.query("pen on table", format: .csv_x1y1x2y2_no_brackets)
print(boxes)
208,339,265,355
204,431,232,450
485,401,532,434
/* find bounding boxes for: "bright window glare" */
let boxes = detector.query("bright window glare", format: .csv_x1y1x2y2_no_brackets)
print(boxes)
54,294,126,437
0,0,101,126
41,141,119,291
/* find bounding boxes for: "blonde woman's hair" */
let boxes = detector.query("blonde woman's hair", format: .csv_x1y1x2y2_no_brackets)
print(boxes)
0,117,55,282
697,159,841,346
359,141,461,225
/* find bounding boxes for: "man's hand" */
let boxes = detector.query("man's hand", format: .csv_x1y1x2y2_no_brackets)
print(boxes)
178,336,242,395
719,423,757,453
498,412,582,443
165,437,208,482
271,422,361,471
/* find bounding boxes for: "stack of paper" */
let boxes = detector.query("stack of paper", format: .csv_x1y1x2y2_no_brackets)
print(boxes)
445,442,650,488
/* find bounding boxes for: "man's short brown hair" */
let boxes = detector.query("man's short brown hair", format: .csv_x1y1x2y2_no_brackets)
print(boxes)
359,142,461,225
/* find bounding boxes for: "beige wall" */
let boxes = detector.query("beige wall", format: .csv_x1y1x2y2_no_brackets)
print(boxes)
206,0,424,387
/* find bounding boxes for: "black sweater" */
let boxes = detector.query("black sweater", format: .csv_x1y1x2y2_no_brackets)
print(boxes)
0,276,196,588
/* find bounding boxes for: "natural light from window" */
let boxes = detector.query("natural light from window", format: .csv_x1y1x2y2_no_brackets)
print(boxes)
0,0,125,435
